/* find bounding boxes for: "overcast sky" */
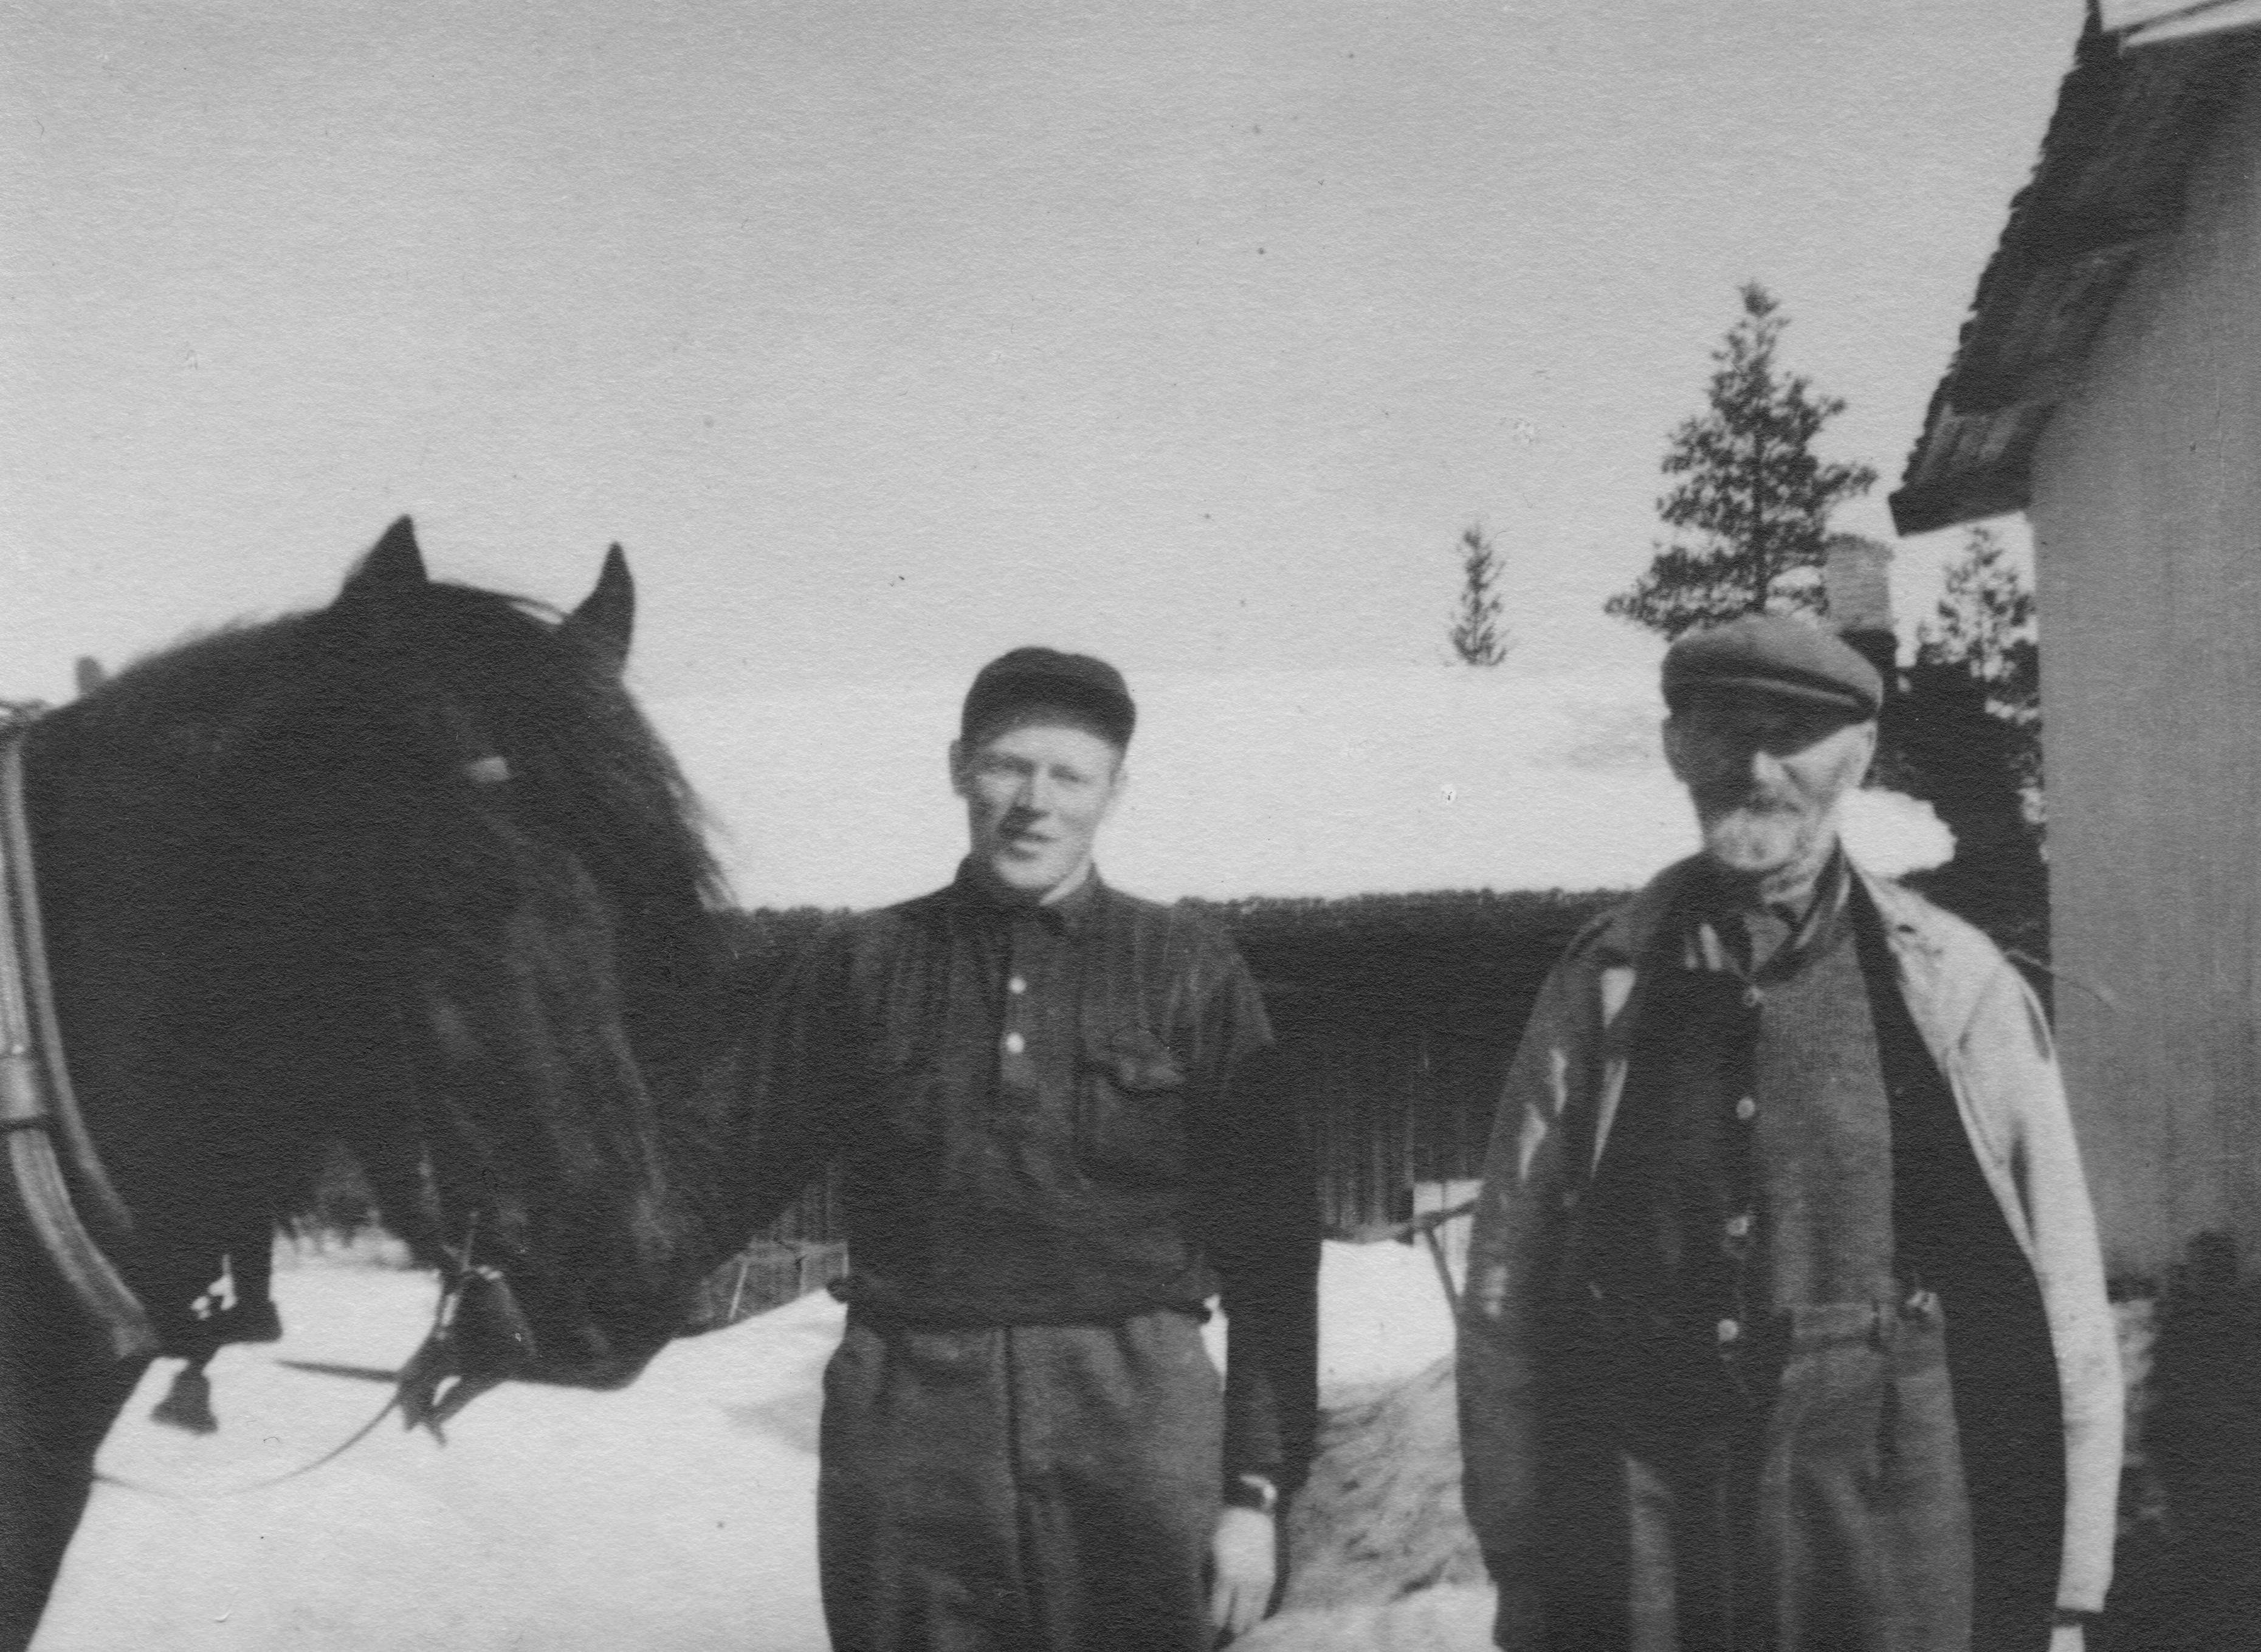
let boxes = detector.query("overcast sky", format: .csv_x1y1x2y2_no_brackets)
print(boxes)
4,0,2073,720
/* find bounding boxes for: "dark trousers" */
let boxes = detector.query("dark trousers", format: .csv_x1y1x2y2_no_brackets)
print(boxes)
818,1308,1223,1652
1542,1294,1974,1652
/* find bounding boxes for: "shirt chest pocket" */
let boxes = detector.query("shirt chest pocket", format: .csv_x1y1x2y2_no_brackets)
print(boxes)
1077,1027,1189,1185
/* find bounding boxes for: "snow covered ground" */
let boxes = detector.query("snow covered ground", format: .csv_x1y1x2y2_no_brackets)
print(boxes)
39,1259,838,1651
36,1237,1469,1652
61,1208,2149,1652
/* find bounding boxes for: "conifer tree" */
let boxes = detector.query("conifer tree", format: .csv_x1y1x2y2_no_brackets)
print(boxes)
1608,284,1876,638
1447,525,1508,666
1916,523,2042,814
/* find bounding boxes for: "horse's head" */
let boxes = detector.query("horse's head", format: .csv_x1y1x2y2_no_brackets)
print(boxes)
260,520,735,1397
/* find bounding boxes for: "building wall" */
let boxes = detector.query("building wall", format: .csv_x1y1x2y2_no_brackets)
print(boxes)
2026,63,2261,1276
1279,1022,1506,1237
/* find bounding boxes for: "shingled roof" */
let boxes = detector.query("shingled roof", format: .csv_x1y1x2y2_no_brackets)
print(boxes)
1888,9,2261,536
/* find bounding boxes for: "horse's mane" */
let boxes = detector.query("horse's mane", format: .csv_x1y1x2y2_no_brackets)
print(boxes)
384,580,737,1076
66,578,734,1078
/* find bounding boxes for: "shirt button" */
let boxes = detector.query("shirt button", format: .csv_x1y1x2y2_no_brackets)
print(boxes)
1716,1318,1741,1344
1724,1213,1752,1239
1008,977,1027,995
1003,1031,1026,1055
1735,1096,1757,1122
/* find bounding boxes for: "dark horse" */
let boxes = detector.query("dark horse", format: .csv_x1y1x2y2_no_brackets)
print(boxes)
0,519,742,1650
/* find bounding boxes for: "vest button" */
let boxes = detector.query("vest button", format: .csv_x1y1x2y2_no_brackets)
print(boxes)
1724,1213,1752,1239
1716,1318,1741,1344
1735,1096,1758,1122
1003,1031,1027,1055
1742,985,1764,1008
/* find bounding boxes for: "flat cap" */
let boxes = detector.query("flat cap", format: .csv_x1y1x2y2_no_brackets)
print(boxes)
1662,614,1884,719
962,647,1136,748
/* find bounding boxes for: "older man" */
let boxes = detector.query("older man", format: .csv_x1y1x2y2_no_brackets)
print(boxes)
1457,615,2121,1652
746,647,1317,1652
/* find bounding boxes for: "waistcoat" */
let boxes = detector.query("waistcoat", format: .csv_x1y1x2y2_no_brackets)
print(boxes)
1568,883,1899,1326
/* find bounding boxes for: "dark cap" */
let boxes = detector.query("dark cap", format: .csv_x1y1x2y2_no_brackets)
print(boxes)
1662,614,1884,720
962,647,1136,748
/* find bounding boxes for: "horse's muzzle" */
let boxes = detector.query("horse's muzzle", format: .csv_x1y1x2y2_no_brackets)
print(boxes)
393,1262,675,1436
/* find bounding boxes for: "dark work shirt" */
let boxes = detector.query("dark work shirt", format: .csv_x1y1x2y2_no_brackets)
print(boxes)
746,862,1318,1489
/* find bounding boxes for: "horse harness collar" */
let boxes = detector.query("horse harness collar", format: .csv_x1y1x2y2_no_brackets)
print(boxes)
0,718,157,1362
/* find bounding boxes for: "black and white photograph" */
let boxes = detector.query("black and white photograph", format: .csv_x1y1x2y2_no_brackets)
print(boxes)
3,2,2256,1648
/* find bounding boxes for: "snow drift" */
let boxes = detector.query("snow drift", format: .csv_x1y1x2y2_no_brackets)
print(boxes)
649,663,1953,911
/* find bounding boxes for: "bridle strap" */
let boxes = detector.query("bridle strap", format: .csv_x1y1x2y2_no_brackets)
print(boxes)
0,723,157,1361
97,1379,407,1502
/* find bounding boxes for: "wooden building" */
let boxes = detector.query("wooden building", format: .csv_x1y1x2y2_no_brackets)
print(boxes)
1222,889,1613,1236
1891,2,2261,1277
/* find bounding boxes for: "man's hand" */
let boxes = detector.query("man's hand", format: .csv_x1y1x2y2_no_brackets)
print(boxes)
1207,1506,1277,1642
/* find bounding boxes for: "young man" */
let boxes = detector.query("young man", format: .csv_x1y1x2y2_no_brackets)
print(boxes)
1457,615,2121,1651
749,647,1318,1652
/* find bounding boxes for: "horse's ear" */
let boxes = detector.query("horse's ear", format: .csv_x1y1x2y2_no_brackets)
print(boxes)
565,544,634,671
336,517,429,611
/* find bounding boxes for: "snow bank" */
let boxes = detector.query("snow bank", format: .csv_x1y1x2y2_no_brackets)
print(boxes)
1230,1591,1492,1652
1316,1234,1460,1395
650,664,1953,910
1239,1233,1493,1651
1276,1358,1484,1612
60,1233,2139,1652
1239,1585,1496,1652
38,1267,844,1652
38,1239,1463,1652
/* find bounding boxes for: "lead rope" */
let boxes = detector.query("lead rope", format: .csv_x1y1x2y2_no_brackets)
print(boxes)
92,1267,464,1501
99,1210,502,1499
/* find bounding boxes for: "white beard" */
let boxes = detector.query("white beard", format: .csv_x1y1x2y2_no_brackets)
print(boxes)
1699,804,1829,877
